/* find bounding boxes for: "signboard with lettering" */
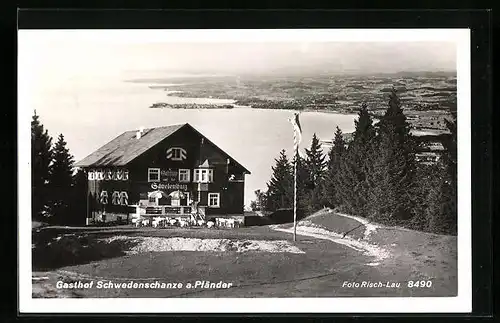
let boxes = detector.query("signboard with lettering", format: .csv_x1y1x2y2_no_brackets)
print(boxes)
151,182,188,191
161,169,178,182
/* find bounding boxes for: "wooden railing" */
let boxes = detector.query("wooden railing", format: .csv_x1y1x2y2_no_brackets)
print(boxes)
142,205,192,216
131,204,206,223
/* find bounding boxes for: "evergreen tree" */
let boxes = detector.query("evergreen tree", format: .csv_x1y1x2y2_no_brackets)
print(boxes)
365,125,404,222
432,111,457,235
69,168,88,225
409,109,457,235
302,133,327,214
442,114,457,185
435,176,457,235
321,126,346,208
370,89,417,223
304,133,327,188
265,149,293,211
408,163,439,231
327,127,347,170
353,103,377,145
422,159,457,235
378,89,411,140
335,104,376,217
31,111,53,220
294,153,312,212
48,134,75,223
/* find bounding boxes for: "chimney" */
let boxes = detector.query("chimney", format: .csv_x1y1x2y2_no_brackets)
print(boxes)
136,126,145,139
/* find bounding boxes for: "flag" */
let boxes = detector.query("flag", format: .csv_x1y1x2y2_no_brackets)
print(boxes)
289,112,302,144
288,112,305,159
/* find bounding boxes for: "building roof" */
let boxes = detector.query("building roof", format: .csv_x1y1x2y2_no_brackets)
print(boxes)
75,123,250,174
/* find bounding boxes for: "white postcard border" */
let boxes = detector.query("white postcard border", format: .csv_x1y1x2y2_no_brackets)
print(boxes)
18,28,471,313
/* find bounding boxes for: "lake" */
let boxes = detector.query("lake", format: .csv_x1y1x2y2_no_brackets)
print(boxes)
28,79,357,208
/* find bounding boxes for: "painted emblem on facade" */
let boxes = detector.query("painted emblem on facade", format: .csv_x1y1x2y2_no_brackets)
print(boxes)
166,147,187,161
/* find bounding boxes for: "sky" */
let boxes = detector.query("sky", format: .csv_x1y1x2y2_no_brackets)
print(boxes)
19,30,457,94
18,29,463,209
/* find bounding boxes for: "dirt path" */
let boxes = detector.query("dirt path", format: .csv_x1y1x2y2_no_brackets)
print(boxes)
270,210,457,296
271,224,390,266
31,215,457,298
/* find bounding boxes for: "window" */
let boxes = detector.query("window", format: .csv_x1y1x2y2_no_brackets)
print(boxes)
88,170,95,180
120,192,128,205
112,191,120,205
96,169,104,181
194,169,214,183
148,168,160,182
208,193,220,208
179,169,191,182
100,191,108,205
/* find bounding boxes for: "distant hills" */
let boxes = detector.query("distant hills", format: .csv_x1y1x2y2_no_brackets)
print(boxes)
124,70,456,84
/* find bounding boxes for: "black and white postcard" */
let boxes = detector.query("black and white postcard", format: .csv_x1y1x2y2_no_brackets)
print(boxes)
18,28,471,313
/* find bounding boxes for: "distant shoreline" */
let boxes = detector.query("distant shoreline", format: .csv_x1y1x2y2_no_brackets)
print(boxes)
149,102,235,110
149,102,358,115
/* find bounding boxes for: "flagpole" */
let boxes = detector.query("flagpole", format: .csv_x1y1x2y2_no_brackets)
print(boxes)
293,143,297,242
290,112,301,243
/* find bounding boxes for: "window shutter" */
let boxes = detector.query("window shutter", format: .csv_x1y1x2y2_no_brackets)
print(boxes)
112,191,120,205
120,191,129,205
100,191,108,205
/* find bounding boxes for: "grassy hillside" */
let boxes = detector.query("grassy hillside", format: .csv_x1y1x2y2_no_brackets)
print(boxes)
31,210,457,298
275,208,457,295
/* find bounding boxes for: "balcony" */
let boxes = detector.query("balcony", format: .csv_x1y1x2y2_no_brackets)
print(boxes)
137,205,193,217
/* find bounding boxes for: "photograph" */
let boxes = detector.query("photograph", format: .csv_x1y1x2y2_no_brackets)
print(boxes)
18,29,471,313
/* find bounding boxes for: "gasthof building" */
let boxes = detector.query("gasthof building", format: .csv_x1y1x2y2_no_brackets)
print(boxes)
75,123,250,224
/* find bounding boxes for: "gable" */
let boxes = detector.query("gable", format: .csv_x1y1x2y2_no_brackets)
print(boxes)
129,124,250,174
75,123,250,174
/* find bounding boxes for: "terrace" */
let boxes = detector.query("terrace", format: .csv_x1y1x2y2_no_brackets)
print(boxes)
131,205,195,218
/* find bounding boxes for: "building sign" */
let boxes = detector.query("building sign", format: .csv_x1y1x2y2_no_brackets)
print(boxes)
160,169,178,182
166,147,187,161
89,168,129,181
151,182,188,191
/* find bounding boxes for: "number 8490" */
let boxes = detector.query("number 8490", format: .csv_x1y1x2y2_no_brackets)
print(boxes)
407,280,432,288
